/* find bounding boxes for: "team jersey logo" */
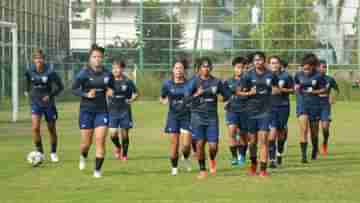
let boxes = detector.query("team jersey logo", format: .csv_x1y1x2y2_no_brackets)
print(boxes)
306,87,313,93
211,86,218,94
41,76,48,83
121,85,128,91
170,88,175,93
279,80,285,88
266,78,271,86
311,80,317,86
104,77,110,85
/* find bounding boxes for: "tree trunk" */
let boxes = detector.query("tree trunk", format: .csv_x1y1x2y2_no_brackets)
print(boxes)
90,0,97,46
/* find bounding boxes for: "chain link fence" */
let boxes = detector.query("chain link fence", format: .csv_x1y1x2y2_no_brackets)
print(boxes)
1,0,360,110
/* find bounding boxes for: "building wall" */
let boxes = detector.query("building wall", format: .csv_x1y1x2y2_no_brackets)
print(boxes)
0,0,70,64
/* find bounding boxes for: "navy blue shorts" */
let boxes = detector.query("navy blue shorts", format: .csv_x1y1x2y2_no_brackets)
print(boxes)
164,116,190,134
31,103,58,123
79,111,109,129
247,114,270,134
270,106,290,129
225,111,248,133
191,123,219,143
296,104,320,122
109,111,133,129
319,102,331,122
190,113,219,143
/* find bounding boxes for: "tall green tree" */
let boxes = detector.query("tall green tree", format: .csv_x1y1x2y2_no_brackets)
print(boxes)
135,0,184,68
250,0,318,62
229,0,257,51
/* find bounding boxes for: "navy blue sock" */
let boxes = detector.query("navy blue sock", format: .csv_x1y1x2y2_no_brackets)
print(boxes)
122,137,129,156
170,157,179,168
230,146,238,160
198,159,206,171
95,157,104,171
111,136,121,148
323,129,330,145
300,142,308,160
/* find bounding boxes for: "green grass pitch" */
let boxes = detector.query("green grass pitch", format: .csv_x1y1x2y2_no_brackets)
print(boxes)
0,101,359,203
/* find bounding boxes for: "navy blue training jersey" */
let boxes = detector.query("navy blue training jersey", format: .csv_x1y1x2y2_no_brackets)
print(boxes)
72,67,113,112
243,68,278,117
185,75,229,120
25,64,64,107
271,70,294,107
223,75,248,112
294,70,327,108
108,77,137,113
160,79,190,119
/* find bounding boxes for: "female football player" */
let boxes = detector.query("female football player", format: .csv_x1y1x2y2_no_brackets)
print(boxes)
107,59,138,161
294,54,327,163
318,60,339,155
268,56,294,168
239,52,279,177
185,57,229,179
160,59,192,175
72,44,113,178
223,56,249,166
25,49,64,163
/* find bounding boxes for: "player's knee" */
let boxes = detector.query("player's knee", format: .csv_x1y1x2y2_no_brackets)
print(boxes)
94,134,105,145
121,134,129,141
171,139,180,148
209,144,218,151
248,136,257,144
259,136,268,145
32,125,41,134
170,150,179,159
322,123,330,130
80,143,90,151
47,126,57,135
